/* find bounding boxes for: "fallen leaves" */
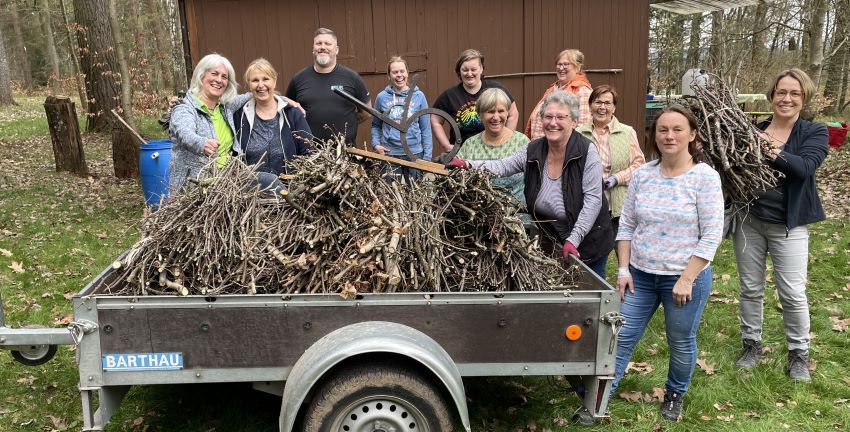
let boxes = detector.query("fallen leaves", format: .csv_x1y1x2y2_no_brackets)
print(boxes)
830,316,850,332
0,248,12,256
626,361,654,375
9,260,24,273
697,358,717,375
617,388,665,404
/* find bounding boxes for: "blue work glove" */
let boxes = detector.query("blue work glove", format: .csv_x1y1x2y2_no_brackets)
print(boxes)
604,176,618,190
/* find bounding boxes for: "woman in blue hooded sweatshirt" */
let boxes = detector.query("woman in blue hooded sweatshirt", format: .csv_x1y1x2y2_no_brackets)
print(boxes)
371,56,432,182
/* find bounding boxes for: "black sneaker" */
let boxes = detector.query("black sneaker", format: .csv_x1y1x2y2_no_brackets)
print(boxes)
736,339,761,369
787,349,811,382
660,391,684,422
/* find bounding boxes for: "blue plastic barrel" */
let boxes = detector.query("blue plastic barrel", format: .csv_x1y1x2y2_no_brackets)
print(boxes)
139,139,172,208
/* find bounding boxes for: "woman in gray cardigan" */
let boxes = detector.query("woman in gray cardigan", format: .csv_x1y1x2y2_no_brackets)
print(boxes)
168,53,248,195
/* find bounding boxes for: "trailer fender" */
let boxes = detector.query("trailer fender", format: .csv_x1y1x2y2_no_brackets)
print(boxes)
278,321,471,432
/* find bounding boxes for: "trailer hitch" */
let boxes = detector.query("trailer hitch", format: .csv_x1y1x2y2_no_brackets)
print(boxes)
601,311,626,355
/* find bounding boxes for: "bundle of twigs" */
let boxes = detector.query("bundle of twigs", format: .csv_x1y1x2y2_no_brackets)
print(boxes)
682,74,783,211
105,136,578,296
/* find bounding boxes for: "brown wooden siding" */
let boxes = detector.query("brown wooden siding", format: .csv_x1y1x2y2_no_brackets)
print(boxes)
181,0,650,148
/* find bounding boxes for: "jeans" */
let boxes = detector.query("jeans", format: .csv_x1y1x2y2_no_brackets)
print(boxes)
733,217,810,351
586,256,607,279
383,152,423,183
612,265,712,394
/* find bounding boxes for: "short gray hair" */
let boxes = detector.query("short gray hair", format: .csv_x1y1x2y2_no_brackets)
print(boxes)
476,88,511,114
539,90,580,122
314,27,337,41
189,53,238,105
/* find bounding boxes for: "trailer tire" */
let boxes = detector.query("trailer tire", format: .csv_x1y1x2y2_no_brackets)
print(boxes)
302,362,454,432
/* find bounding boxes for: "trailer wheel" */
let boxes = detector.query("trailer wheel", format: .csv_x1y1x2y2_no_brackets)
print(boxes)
10,325,58,366
302,363,454,432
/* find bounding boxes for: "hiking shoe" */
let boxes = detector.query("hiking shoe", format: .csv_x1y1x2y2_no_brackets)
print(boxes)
660,391,684,422
736,339,761,369
787,349,811,382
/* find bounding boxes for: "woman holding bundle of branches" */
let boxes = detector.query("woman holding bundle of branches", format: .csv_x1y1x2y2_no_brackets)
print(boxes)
732,68,829,383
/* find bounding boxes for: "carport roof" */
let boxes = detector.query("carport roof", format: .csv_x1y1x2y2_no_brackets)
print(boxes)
650,0,771,14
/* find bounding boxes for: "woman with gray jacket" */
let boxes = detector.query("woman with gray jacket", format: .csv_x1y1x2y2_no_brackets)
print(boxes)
168,53,248,195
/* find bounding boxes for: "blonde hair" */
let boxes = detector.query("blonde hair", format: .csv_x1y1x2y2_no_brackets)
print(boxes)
556,49,585,73
767,68,816,105
244,58,278,85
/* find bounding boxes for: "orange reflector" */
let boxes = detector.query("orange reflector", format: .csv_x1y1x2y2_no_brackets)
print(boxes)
565,325,582,341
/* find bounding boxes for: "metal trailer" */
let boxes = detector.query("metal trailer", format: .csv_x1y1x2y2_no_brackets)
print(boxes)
0,256,624,432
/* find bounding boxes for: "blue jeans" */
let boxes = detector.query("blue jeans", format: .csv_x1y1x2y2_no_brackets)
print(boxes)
612,265,712,394
586,256,607,279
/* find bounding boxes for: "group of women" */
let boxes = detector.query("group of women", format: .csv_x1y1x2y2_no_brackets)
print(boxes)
169,49,828,423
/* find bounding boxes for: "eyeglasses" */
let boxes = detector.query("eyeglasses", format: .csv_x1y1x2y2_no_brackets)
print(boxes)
555,62,573,70
592,100,614,107
774,90,802,100
543,114,571,123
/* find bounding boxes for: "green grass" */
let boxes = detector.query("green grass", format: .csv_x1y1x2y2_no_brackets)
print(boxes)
0,98,849,431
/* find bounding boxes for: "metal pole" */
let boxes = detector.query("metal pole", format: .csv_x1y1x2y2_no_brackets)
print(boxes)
0,289,6,327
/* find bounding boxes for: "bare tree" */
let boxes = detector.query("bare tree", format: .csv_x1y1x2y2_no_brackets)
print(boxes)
803,0,828,86
687,13,704,68
108,0,135,128
0,23,16,106
708,11,724,74
59,0,88,111
39,0,62,95
750,3,770,87
823,0,849,114
7,0,33,90
166,0,188,92
74,0,139,177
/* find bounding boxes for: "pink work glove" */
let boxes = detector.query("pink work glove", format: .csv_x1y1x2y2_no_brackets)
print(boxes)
447,157,470,169
562,241,580,260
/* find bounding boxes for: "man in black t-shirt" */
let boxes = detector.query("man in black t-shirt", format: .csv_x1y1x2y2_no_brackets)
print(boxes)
285,28,371,144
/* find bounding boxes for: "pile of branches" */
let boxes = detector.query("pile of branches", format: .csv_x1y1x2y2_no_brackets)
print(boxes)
104,137,578,296
682,74,783,211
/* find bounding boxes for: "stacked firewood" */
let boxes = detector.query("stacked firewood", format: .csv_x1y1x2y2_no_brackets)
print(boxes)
682,74,783,212
105,137,578,296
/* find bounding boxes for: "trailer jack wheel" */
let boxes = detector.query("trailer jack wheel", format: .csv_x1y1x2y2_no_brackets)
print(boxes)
11,344,57,366
9,325,59,366
302,362,454,431
572,406,595,426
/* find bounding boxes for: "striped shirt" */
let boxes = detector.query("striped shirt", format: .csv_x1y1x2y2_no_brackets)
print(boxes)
616,162,724,275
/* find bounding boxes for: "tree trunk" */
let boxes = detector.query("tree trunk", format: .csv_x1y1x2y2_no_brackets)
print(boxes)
8,1,33,90
708,11,724,75
145,0,170,90
108,0,135,129
687,13,703,68
44,96,88,175
40,0,63,96
74,0,138,178
823,1,849,114
750,3,769,88
74,0,121,132
59,0,88,112
0,23,16,106
804,0,828,87
166,0,188,92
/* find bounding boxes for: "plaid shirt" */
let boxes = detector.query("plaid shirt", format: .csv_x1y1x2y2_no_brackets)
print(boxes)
526,83,593,139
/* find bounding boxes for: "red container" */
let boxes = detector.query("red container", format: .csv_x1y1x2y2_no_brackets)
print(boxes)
827,123,848,149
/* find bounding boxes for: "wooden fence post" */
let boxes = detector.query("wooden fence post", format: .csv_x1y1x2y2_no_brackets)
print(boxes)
44,96,88,176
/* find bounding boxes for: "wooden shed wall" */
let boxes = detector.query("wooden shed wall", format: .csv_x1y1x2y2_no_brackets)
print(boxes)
181,0,650,148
